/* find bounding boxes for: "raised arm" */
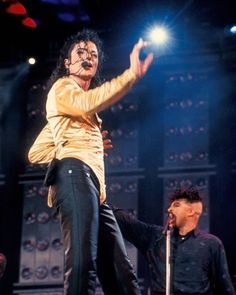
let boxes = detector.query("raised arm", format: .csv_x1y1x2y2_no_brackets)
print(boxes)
112,207,154,255
46,38,153,118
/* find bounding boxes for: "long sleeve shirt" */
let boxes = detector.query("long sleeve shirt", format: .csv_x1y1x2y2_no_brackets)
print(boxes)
28,68,138,207
113,208,236,295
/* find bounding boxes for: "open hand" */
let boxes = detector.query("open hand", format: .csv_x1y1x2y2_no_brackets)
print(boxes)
129,38,154,79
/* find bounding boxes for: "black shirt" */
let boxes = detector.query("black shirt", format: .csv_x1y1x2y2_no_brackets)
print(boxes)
113,209,236,295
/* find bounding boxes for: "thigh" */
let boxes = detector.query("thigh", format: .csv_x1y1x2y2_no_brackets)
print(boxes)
54,158,100,260
53,158,99,209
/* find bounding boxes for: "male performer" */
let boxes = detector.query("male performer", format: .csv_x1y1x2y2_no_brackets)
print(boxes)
113,187,236,295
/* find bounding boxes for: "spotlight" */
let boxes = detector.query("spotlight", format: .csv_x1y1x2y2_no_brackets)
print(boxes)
22,17,37,29
144,25,173,56
224,24,236,36
148,26,169,45
27,57,36,65
230,25,236,34
5,1,37,29
6,2,27,15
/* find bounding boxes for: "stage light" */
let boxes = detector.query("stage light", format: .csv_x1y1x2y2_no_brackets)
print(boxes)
21,267,33,280
224,24,236,36
6,2,27,15
143,24,174,57
230,25,236,34
125,181,137,193
35,266,48,279
58,12,75,23
148,26,169,45
108,182,122,194
27,57,36,65
51,266,63,279
22,17,37,29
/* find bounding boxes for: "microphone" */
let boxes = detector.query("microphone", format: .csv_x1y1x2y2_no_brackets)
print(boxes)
162,217,170,235
162,213,173,235
81,61,91,68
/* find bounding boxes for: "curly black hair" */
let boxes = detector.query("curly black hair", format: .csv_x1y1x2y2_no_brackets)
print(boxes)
47,29,104,90
170,187,202,203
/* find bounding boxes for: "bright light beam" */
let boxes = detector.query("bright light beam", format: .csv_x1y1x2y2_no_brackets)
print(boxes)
149,27,169,45
230,25,236,34
27,57,36,65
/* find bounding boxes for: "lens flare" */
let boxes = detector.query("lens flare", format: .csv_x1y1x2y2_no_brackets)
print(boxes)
149,27,169,45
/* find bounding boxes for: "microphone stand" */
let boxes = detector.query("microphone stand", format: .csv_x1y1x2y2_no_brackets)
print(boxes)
165,228,171,295
163,216,171,295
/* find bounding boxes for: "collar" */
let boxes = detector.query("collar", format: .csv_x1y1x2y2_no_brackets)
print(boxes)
172,227,200,238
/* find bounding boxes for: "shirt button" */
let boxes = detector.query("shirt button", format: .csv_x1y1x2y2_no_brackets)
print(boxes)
68,169,72,174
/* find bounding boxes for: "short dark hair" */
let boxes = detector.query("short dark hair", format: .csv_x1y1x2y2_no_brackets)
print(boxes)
170,187,202,203
47,29,104,89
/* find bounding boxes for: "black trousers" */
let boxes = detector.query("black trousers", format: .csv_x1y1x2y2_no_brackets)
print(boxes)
52,158,140,295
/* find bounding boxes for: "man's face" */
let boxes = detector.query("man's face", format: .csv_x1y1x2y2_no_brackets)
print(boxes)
65,41,99,80
167,199,191,229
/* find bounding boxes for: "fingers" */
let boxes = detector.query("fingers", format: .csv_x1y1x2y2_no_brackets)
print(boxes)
102,130,113,154
101,130,109,139
136,38,144,50
131,38,144,59
103,139,113,150
142,52,154,76
133,38,150,55
130,37,153,78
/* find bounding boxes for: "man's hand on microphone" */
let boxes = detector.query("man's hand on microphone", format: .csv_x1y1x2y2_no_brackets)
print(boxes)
130,38,154,79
